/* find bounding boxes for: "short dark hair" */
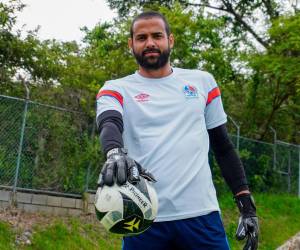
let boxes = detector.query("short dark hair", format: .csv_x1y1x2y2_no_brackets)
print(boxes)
130,11,171,38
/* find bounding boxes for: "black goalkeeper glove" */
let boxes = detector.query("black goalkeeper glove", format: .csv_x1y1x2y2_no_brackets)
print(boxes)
235,193,259,250
98,148,156,187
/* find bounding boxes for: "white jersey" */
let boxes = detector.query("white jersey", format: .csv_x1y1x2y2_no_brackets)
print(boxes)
96,68,227,222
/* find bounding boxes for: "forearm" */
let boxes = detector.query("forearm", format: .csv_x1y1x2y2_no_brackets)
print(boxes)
97,110,124,155
208,124,249,194
214,145,249,194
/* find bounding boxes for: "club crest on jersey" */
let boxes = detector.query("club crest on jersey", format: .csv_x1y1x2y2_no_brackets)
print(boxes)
135,93,150,102
183,85,198,98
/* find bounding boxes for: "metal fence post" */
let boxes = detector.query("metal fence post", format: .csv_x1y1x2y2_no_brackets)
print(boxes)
84,122,96,192
298,145,300,198
12,80,30,205
288,149,291,193
270,126,277,170
228,116,240,151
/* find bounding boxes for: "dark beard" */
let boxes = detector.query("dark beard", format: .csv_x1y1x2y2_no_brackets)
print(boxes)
133,47,171,70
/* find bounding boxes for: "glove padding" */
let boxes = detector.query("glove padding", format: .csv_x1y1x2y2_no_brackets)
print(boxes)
98,148,156,187
235,193,259,250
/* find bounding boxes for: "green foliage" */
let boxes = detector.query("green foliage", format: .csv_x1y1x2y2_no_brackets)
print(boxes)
18,106,100,193
246,13,300,141
210,134,300,195
105,0,295,50
161,4,236,85
0,221,15,250
0,1,65,90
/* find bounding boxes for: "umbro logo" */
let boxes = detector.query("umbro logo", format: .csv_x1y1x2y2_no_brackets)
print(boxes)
134,93,150,102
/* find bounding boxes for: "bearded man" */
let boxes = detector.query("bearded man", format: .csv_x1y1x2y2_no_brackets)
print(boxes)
96,11,259,250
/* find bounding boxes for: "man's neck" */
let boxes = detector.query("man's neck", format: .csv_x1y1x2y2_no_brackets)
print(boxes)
138,64,172,78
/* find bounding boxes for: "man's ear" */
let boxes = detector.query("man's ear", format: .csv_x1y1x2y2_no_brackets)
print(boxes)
169,33,174,49
128,38,133,52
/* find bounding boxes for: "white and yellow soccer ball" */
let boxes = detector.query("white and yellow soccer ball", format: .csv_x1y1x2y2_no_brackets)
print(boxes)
94,177,158,236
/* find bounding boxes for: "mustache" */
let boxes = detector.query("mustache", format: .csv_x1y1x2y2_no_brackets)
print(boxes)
142,48,161,55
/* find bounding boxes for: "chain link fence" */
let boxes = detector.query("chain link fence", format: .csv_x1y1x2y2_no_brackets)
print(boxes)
0,95,104,196
274,141,300,194
0,96,24,187
0,94,299,197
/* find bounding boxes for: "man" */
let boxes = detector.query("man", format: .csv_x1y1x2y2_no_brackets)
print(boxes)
96,11,258,250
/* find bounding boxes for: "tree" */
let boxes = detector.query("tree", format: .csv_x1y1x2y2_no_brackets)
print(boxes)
0,1,65,97
106,0,299,49
246,13,300,141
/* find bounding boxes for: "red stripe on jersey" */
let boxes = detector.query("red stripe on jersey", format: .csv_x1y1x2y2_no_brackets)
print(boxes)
96,90,123,107
206,87,221,105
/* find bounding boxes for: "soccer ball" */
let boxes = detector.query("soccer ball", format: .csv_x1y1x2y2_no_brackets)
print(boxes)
94,177,158,236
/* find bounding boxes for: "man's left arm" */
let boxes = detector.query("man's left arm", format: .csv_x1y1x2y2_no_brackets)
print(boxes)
208,124,259,250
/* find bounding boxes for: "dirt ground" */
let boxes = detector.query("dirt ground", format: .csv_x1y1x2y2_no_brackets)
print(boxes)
277,233,300,250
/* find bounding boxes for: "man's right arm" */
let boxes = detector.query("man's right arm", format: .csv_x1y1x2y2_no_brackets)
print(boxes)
96,110,156,186
97,110,124,155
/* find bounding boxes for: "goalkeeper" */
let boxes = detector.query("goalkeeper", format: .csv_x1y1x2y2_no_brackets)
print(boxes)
96,10,259,250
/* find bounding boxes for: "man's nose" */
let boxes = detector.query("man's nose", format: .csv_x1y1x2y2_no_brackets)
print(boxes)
145,37,156,48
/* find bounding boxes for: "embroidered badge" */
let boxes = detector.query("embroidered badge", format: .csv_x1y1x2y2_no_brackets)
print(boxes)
134,93,150,102
183,85,198,98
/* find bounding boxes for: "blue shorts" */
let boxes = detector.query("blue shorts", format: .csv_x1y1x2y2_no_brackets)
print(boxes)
122,211,230,250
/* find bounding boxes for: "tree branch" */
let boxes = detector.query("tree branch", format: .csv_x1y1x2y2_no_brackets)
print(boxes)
184,1,227,12
261,0,279,19
221,0,269,49
186,0,269,49
259,92,290,140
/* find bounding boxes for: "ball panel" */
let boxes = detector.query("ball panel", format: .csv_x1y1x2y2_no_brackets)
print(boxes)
119,182,152,215
144,208,153,220
95,209,107,221
95,209,125,225
95,185,123,213
101,211,123,231
134,177,151,201
109,215,154,236
121,193,144,219
145,183,158,220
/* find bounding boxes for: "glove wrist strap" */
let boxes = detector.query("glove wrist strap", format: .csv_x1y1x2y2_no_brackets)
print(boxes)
106,148,127,158
234,193,256,217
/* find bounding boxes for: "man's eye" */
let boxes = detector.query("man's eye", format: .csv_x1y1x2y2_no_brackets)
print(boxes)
137,36,146,41
154,34,163,38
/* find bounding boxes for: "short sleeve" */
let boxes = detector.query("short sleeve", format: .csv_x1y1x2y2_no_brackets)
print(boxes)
204,74,227,129
96,81,124,120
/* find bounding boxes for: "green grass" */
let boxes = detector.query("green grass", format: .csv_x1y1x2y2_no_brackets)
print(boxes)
24,219,121,250
220,193,300,250
0,222,15,250
0,193,299,250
